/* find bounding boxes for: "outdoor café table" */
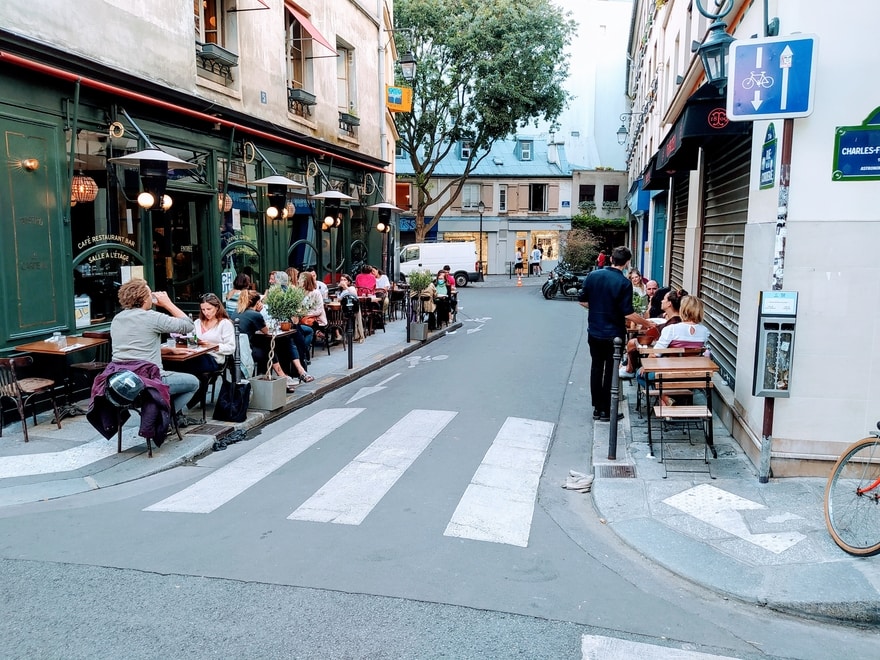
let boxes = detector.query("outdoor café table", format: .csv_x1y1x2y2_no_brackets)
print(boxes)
160,342,219,365
15,335,110,420
640,355,719,459
249,328,297,371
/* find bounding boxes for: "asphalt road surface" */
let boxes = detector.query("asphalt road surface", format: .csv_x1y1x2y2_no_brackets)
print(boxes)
0,287,876,659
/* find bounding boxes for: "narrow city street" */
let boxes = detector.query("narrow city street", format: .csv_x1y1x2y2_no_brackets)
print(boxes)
0,286,876,659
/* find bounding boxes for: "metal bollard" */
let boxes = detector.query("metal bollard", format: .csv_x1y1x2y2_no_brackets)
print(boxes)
608,336,623,460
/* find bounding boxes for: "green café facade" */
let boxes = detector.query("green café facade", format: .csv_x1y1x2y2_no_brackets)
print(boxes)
0,48,392,354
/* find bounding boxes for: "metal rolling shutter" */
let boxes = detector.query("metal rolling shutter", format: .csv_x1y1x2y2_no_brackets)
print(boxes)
669,176,688,289
699,135,751,386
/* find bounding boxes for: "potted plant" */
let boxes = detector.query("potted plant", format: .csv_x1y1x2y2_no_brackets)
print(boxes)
249,285,307,410
406,269,433,341
264,285,307,331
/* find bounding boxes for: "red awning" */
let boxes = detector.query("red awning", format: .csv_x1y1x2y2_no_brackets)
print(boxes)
285,2,337,55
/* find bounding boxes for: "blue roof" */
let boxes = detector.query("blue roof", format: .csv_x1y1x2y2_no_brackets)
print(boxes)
396,136,571,178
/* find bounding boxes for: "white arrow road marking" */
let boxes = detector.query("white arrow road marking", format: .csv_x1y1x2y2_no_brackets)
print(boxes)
582,634,735,659
466,317,492,323
144,408,364,513
347,373,401,403
466,325,483,334
751,89,763,110
445,417,554,547
405,355,449,368
779,44,793,110
288,409,457,525
663,484,805,554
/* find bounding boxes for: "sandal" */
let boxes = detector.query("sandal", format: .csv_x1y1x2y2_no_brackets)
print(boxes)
299,372,315,383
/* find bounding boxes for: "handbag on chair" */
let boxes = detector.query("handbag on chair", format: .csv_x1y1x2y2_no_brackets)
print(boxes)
213,319,251,423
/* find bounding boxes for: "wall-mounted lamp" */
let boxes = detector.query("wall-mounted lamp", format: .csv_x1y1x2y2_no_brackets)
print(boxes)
110,147,195,211
616,112,645,145
366,201,402,233
312,189,355,230
398,51,417,82
692,0,736,91
252,174,306,219
108,110,197,212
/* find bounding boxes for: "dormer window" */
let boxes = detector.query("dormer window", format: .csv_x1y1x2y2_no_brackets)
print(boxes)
460,140,473,160
519,140,532,161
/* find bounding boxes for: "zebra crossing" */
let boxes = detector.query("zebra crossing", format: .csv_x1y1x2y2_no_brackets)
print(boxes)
144,408,555,547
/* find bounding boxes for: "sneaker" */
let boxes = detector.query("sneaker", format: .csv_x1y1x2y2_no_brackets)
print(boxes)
618,368,635,380
598,412,625,422
285,376,297,392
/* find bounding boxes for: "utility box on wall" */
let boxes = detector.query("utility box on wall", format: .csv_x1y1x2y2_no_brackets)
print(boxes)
753,291,798,397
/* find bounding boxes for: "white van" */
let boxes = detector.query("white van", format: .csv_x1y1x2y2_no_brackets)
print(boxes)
398,242,480,287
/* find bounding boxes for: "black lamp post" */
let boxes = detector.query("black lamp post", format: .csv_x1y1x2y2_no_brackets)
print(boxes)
477,200,485,280
692,0,736,91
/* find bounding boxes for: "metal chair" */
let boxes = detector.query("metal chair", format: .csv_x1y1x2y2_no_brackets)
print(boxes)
0,356,62,442
194,355,234,424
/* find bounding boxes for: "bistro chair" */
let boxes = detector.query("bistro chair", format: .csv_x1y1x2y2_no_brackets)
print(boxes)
0,356,62,442
70,330,112,392
194,355,235,424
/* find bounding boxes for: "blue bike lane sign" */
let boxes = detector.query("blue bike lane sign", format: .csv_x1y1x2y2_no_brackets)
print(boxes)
727,34,818,121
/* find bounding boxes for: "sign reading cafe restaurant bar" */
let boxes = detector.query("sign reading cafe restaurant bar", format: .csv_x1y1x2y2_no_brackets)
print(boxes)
832,106,880,181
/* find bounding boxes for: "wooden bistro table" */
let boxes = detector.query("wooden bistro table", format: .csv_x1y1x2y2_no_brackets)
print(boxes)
15,335,110,420
160,342,219,364
640,355,719,463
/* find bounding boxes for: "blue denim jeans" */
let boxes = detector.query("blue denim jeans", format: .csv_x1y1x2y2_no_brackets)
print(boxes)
161,370,200,414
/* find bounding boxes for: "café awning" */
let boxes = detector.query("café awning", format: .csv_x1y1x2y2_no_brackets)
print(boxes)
285,2,337,55
655,84,751,172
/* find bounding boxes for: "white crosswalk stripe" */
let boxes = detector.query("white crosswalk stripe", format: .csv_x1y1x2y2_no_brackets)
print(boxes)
143,408,554,547
288,409,457,524
581,634,736,659
144,408,364,513
444,416,554,547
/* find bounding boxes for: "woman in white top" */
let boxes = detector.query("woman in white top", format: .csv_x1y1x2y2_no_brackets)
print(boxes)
193,293,236,366
654,295,710,350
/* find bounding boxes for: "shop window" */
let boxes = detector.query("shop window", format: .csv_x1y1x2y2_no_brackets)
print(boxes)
70,129,145,326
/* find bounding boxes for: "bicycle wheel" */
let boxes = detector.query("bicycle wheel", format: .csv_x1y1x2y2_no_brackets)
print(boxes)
824,437,880,556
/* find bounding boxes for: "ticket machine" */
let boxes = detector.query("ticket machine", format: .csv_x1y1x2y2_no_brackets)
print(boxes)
753,291,797,397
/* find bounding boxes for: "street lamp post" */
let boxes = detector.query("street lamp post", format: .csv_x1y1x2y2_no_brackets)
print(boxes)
477,200,485,281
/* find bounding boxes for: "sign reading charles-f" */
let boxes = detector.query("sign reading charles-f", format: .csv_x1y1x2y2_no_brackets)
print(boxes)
386,86,413,113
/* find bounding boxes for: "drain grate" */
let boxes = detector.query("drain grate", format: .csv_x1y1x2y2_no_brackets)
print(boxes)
596,464,636,479
185,423,232,437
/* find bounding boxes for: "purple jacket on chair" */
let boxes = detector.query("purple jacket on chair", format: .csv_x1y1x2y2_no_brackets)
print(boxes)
86,360,172,446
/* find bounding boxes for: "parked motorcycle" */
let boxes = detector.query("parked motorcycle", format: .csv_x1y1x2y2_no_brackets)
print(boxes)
542,263,588,300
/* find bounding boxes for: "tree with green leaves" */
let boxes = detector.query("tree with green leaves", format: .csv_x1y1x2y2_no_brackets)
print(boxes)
394,0,576,242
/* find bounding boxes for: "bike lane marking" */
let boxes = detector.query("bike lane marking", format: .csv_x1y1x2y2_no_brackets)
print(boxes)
663,484,805,554
444,416,554,547
288,409,457,525
144,408,364,514
581,634,734,659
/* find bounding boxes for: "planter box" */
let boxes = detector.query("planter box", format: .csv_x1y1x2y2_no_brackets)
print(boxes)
288,87,317,106
199,42,239,67
410,322,428,341
248,376,287,411
339,112,360,126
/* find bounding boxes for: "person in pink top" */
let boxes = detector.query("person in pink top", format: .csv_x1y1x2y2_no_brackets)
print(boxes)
355,263,377,296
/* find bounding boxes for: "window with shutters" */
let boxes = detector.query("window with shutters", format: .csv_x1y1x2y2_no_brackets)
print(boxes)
529,184,547,212
461,183,481,209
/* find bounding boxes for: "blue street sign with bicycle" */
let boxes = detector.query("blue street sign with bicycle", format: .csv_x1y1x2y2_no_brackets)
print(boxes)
727,34,818,121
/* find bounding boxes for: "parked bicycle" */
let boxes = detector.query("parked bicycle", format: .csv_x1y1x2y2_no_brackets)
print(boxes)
823,421,880,556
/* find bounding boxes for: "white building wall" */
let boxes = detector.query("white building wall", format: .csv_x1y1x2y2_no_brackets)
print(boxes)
0,0,385,162
735,0,880,466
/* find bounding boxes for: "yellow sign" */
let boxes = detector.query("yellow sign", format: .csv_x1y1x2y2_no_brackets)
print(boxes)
386,85,413,113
